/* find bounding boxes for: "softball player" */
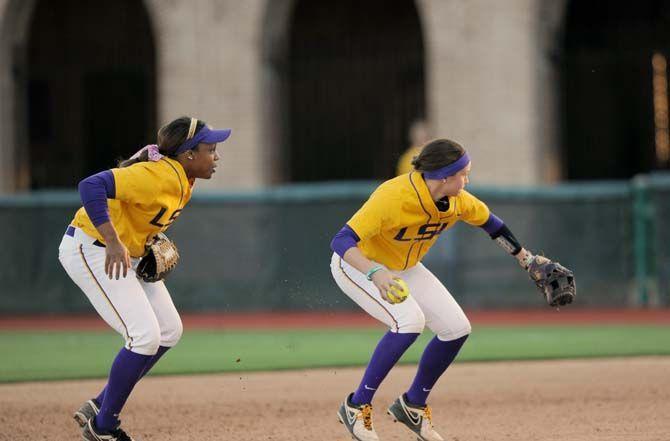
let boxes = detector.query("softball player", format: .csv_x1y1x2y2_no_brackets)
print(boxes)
58,116,230,441
331,139,542,441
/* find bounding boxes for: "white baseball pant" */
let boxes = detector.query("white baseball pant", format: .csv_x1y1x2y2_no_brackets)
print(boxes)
58,227,183,355
330,253,471,341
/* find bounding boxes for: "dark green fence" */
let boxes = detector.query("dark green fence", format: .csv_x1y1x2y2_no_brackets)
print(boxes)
0,177,667,314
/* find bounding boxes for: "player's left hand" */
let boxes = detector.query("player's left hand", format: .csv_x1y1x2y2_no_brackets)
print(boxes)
525,254,576,307
136,233,180,283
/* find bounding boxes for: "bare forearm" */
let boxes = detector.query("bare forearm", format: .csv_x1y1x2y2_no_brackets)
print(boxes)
342,246,379,275
95,221,122,245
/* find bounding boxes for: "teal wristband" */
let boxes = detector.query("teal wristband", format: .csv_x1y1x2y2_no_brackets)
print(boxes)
366,265,384,281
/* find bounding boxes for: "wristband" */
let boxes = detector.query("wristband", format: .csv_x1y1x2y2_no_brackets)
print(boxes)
519,252,534,269
491,224,522,255
366,266,384,281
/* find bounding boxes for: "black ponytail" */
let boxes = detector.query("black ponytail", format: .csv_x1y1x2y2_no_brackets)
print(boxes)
117,116,206,168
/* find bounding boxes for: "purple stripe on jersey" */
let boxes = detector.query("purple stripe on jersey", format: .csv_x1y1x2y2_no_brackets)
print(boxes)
330,224,360,258
480,212,504,235
78,170,115,227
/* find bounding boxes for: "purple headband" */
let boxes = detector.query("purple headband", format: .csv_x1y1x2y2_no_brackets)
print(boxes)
173,125,232,155
422,152,471,180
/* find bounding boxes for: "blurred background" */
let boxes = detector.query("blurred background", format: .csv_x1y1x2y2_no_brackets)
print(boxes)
0,0,669,387
1,0,670,315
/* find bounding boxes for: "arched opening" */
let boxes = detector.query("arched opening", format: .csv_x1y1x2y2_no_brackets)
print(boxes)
561,1,670,180
284,0,425,182
26,0,156,188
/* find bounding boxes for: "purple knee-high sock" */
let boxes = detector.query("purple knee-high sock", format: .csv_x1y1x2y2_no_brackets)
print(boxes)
405,334,469,406
351,331,419,405
95,346,171,405
95,348,152,431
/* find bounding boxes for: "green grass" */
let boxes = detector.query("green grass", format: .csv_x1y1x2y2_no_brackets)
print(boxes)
1,325,669,382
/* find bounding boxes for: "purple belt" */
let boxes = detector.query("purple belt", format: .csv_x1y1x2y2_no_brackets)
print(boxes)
65,226,106,248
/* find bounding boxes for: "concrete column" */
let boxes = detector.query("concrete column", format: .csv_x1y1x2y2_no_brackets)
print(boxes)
0,0,36,194
418,0,554,185
145,0,266,190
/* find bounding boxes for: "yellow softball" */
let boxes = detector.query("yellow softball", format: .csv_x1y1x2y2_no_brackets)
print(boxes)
386,278,410,304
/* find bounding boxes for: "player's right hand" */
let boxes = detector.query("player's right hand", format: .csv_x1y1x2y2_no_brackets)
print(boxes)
370,269,404,303
105,239,131,280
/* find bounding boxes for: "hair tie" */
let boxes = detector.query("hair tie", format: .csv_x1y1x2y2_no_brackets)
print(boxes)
129,144,163,162
145,144,163,161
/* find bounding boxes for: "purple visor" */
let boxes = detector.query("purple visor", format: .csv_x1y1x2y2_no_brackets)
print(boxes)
423,152,471,180
174,126,232,155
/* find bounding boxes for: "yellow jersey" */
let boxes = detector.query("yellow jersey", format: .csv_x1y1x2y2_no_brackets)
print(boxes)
347,172,490,270
72,157,193,257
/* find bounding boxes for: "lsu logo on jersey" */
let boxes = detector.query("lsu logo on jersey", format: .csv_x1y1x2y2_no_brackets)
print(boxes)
394,222,450,242
149,208,182,229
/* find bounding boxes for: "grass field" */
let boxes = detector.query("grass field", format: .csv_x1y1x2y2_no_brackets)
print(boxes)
1,324,668,382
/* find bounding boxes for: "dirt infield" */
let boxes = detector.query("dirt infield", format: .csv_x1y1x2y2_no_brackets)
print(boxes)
1,357,668,441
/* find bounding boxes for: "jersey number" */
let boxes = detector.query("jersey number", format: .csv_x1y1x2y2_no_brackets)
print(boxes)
394,222,449,242
149,208,182,227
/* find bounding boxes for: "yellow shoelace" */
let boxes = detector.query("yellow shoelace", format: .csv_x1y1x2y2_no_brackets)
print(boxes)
358,404,373,430
423,405,433,425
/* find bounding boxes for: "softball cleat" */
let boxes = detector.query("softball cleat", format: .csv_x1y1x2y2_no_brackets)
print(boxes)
387,394,445,441
82,418,135,441
337,393,380,441
74,398,101,427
